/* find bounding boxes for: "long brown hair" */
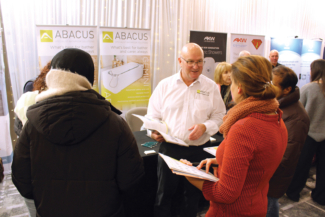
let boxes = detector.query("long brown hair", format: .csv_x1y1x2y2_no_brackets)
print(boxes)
231,55,278,100
33,61,51,93
310,59,325,95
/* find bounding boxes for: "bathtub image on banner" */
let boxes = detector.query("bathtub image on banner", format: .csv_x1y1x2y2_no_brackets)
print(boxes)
101,62,144,94
100,28,151,115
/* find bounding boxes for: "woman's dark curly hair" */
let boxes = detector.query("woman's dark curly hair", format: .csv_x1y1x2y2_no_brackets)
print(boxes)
32,61,51,93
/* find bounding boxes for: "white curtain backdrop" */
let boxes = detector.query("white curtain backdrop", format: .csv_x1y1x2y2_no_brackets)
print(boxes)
1,0,325,105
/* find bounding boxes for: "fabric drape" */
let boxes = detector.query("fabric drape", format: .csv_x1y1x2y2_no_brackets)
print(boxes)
1,0,324,106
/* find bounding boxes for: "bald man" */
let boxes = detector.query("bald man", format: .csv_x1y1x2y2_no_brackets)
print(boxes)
239,50,251,57
146,43,226,217
269,50,282,68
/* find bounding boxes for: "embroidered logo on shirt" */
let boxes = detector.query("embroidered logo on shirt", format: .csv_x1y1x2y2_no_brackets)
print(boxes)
197,90,209,96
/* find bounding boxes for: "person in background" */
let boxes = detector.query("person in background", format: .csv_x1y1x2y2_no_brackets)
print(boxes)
286,59,325,206
182,55,288,217
269,50,282,68
239,50,251,57
14,61,51,136
147,43,226,217
266,65,310,217
12,48,144,217
214,62,235,110
23,78,36,93
13,62,51,216
0,158,4,183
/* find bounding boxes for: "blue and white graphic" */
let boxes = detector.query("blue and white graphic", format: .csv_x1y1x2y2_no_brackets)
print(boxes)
300,40,322,88
271,38,303,78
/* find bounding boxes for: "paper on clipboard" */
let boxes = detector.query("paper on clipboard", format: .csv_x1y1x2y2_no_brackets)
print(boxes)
157,131,189,147
203,146,218,156
159,153,219,182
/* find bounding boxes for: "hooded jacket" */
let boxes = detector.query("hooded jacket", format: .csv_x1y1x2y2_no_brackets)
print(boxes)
268,87,310,198
12,69,144,217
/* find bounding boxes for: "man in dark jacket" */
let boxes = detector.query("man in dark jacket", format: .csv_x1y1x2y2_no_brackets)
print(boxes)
12,48,144,217
266,65,310,217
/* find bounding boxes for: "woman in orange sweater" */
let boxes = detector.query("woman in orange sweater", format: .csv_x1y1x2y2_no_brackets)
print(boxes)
182,55,288,217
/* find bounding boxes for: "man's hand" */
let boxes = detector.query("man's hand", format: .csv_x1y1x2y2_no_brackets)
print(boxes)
151,130,165,142
188,124,206,140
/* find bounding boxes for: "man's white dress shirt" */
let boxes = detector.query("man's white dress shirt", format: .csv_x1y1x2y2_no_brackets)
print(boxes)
147,72,226,146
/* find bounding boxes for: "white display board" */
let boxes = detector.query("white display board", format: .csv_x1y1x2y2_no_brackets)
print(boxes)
99,27,151,114
35,25,99,91
230,33,265,63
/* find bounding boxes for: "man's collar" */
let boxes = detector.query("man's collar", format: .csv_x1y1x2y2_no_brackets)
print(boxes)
277,86,300,108
176,70,201,86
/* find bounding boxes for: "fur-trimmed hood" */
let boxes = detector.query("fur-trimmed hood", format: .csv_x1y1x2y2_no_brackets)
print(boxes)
26,69,120,145
36,69,92,102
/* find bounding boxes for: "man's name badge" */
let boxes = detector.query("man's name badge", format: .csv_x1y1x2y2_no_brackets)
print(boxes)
197,90,209,96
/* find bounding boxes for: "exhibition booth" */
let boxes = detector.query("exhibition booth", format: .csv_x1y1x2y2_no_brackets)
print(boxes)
0,1,325,216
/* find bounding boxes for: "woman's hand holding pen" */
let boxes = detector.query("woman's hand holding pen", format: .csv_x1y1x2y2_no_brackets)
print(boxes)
197,158,218,176
180,158,219,176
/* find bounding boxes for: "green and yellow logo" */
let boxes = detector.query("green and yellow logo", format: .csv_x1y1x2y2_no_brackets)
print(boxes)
102,31,114,43
40,30,53,42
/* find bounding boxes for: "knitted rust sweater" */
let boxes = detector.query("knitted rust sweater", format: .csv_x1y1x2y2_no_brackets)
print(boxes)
202,112,287,217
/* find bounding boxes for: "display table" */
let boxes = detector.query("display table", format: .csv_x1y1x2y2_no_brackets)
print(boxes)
122,130,223,217
135,130,223,157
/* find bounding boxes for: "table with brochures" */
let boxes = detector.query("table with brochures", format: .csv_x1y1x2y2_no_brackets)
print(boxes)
122,130,223,217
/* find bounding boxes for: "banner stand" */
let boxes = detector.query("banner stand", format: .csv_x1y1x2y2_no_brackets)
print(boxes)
190,30,227,81
99,27,151,117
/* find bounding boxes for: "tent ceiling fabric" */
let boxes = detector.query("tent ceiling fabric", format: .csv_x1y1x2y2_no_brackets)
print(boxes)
1,0,324,104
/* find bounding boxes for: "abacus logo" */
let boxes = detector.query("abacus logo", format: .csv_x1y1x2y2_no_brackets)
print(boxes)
103,32,114,43
40,30,53,42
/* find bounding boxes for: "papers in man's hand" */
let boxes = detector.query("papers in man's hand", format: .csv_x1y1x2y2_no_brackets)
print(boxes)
203,146,218,156
157,131,189,147
133,114,168,134
133,114,189,147
159,153,219,182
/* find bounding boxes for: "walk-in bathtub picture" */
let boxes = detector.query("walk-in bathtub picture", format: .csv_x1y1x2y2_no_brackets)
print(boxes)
102,62,144,94
101,55,151,113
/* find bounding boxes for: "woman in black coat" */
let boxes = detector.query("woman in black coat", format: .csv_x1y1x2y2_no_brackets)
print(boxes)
12,49,144,217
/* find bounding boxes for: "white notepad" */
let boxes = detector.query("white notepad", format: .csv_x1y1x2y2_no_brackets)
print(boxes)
159,153,219,182
203,146,218,156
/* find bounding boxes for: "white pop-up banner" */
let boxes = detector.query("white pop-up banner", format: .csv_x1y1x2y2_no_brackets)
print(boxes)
36,25,99,91
270,38,322,88
300,39,322,88
230,33,265,63
99,27,151,114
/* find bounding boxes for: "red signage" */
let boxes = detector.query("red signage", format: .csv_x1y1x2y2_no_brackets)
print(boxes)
233,38,247,43
252,39,262,50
